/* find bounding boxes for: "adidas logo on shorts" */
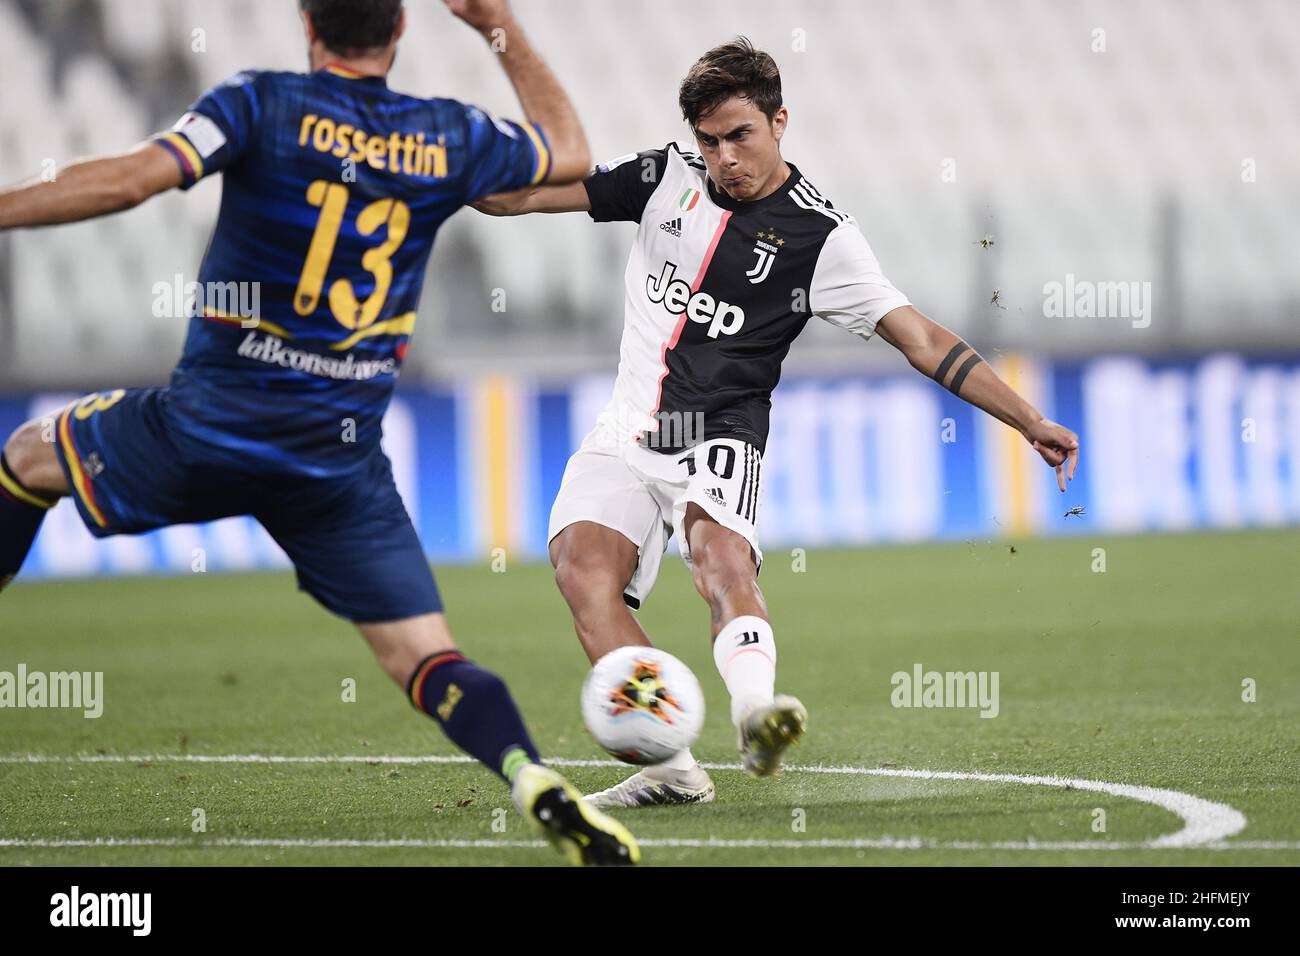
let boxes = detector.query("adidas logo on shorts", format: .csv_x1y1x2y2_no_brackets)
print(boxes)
705,487,726,507
659,217,682,238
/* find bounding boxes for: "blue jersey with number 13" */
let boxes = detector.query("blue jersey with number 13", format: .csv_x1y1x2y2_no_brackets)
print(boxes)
151,65,549,477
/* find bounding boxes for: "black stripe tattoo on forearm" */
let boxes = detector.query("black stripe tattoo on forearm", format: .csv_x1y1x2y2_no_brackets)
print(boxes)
948,353,984,395
933,343,968,386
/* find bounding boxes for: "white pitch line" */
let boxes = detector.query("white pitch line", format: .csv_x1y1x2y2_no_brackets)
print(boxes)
0,753,1257,850
766,764,1249,848
0,837,1295,851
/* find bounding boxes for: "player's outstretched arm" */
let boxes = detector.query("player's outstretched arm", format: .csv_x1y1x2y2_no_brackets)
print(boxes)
0,143,182,230
876,304,1080,491
471,180,592,216
444,0,590,184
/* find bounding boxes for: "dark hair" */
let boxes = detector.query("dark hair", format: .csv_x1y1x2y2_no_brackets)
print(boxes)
299,0,403,55
679,37,782,127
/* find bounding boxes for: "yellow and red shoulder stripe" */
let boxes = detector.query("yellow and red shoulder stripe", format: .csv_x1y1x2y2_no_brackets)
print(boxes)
56,407,109,529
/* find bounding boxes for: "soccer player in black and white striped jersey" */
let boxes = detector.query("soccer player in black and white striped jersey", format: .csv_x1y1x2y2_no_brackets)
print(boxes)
476,38,1079,808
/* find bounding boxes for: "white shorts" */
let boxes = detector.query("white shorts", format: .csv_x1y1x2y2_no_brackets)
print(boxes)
547,431,764,609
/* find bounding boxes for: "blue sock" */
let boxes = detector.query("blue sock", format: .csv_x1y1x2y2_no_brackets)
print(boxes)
0,453,55,591
407,651,542,784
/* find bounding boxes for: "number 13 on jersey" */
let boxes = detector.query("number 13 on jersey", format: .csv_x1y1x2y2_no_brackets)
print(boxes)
293,180,410,332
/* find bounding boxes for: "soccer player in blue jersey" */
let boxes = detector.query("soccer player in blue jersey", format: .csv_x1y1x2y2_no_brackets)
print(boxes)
0,0,638,865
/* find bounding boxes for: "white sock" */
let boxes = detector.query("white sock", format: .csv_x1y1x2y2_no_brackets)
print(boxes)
657,748,697,772
713,615,777,727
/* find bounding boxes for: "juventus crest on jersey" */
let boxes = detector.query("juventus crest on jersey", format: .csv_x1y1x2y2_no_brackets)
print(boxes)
583,143,911,455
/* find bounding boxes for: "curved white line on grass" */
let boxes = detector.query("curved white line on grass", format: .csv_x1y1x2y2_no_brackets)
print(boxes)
763,764,1248,848
1,754,1248,848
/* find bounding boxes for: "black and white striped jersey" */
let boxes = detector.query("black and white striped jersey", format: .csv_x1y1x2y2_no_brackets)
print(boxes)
583,143,910,455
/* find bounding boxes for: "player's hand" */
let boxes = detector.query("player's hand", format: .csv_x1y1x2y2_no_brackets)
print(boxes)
1025,417,1079,492
443,0,513,33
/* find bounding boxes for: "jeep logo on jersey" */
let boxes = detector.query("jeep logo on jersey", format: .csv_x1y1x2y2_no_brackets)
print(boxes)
646,261,745,339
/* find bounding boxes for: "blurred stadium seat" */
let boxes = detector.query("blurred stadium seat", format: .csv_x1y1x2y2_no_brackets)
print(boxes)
1,0,1298,387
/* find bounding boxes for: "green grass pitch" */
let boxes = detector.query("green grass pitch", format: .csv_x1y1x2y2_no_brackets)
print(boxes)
1,529,1297,866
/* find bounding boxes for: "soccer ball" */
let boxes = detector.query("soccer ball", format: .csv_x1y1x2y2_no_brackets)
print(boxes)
581,646,705,765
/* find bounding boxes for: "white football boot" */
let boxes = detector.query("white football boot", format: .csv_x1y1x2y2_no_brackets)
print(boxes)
737,694,807,777
583,762,716,808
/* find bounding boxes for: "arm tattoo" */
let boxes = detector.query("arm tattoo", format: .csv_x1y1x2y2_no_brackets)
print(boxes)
932,340,984,396
948,353,983,394
933,343,967,384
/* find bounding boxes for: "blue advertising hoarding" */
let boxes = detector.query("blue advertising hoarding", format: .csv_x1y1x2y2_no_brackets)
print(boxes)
2,352,1297,580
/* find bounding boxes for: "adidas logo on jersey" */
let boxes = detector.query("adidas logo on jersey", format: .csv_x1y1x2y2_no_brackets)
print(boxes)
646,261,745,339
705,487,726,506
659,217,683,238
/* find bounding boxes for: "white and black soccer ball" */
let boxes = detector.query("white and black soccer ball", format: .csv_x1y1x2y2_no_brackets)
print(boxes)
581,646,705,765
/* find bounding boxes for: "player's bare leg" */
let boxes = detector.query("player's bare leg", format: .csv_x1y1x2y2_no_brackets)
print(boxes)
552,520,714,806
356,611,637,865
685,504,806,777
549,520,650,662
356,611,460,686
3,419,68,497
0,418,69,592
